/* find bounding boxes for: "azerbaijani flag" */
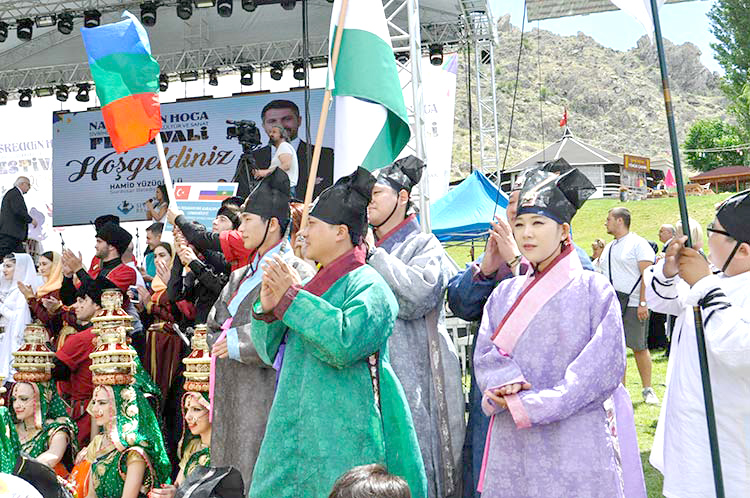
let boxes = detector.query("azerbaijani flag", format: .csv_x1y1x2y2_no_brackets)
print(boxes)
198,188,235,200
81,11,161,153
328,0,410,179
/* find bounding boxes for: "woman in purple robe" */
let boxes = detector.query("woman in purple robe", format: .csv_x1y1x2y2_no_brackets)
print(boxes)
474,168,646,497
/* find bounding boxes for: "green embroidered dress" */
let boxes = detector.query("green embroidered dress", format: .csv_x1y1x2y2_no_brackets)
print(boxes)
0,406,20,474
178,392,211,480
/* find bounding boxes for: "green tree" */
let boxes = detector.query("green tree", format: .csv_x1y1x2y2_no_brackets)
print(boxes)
708,0,750,136
683,118,745,172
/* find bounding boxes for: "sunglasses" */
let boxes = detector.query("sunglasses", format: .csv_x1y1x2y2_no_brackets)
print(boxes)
706,222,732,238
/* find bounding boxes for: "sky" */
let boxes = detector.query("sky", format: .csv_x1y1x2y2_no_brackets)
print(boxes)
489,0,722,73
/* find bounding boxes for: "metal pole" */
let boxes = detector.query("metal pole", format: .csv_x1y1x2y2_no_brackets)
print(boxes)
649,2,725,496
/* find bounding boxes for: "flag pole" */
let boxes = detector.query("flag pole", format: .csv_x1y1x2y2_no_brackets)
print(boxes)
649,1,724,496
299,0,349,230
154,134,178,208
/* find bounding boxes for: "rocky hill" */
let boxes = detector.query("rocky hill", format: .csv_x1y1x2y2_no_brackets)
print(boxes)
451,14,729,179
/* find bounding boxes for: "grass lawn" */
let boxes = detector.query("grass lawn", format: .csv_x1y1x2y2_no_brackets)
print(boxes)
442,194,733,497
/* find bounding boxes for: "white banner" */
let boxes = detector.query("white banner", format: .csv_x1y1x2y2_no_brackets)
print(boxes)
52,89,335,226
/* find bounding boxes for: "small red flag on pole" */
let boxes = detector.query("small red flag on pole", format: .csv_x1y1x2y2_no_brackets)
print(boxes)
559,107,568,127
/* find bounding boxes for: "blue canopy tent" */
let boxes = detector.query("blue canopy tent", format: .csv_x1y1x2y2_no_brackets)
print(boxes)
429,171,509,242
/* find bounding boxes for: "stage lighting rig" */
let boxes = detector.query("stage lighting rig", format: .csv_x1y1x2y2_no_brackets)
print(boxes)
208,69,219,86
141,2,157,27
292,60,305,81
195,0,216,7
76,83,91,102
429,44,443,66
159,74,169,92
0,22,8,42
35,87,54,98
280,0,296,10
19,89,32,108
180,71,199,82
17,18,33,41
217,0,233,17
242,0,257,12
0,91,7,106
177,0,192,20
395,51,409,65
270,62,284,81
240,66,254,86
35,15,56,28
57,13,74,34
56,85,69,102
84,10,101,28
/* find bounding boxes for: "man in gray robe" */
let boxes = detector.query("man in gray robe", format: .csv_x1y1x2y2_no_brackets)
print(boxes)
367,156,465,498
207,169,314,492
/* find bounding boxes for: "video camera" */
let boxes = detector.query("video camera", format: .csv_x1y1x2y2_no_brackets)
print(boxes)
226,120,262,148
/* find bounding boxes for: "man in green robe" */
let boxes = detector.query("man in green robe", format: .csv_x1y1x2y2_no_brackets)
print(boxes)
250,167,427,498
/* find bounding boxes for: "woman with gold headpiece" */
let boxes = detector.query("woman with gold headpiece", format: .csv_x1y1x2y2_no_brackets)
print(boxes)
81,298,170,498
10,322,78,477
17,251,67,343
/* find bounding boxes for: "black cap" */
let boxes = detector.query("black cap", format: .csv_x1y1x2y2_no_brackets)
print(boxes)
92,214,120,231
216,205,240,229
76,274,112,306
717,189,750,244
511,159,573,192
376,155,425,194
517,168,596,224
310,167,376,239
242,168,290,222
96,221,132,256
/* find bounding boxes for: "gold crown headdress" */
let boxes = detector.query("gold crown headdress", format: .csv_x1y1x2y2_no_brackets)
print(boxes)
182,324,211,393
12,322,55,383
89,289,137,385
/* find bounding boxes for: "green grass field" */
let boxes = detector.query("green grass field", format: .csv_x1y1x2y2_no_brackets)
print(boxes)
444,193,733,497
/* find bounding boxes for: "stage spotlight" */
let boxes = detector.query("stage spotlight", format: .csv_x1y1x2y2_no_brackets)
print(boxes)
76,83,91,102
208,69,219,86
0,91,7,106
35,87,54,98
0,22,8,42
239,66,254,86
395,51,409,65
57,13,74,34
429,44,443,66
292,60,305,81
141,2,157,27
56,84,69,102
241,0,257,12
159,74,169,92
269,62,284,81
195,0,216,7
180,71,199,82
17,18,33,41
19,89,32,108
217,0,233,17
280,0,296,10
83,10,101,28
35,15,56,28
176,0,192,20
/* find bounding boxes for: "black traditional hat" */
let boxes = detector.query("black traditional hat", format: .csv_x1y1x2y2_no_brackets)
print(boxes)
376,155,426,194
76,274,112,306
717,189,750,244
96,221,132,256
310,167,376,239
511,158,574,192
243,168,290,222
92,214,120,230
517,168,596,224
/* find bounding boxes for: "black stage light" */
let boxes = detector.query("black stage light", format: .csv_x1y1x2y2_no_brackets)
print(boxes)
177,0,193,20
270,62,284,81
239,66,254,86
76,83,91,102
57,13,74,34
217,0,233,17
429,44,443,66
35,87,54,98
19,89,32,108
17,18,33,40
83,10,101,28
292,60,305,81
280,0,296,10
180,71,199,82
35,15,56,28
159,74,169,92
56,84,69,102
395,51,409,65
0,22,8,42
241,0,257,12
195,0,216,7
141,2,157,27
0,91,7,106
208,69,219,86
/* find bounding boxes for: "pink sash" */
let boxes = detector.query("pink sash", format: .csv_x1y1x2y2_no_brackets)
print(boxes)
208,317,232,422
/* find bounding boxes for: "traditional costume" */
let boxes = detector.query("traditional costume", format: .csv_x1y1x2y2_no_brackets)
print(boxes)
249,167,427,498
178,324,211,480
474,168,645,497
0,405,20,474
370,156,464,497
645,190,750,498
26,252,65,342
0,253,35,383
206,169,314,494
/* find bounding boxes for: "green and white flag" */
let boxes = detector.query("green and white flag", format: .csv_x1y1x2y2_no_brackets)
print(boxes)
328,0,411,179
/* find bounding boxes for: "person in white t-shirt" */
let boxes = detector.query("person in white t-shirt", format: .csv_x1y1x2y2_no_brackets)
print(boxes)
252,125,299,197
600,207,659,405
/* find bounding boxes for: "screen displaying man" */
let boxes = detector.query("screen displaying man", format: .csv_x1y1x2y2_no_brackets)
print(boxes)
233,99,334,200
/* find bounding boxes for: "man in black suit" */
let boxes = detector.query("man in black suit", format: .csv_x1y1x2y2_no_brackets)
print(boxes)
0,176,34,259
233,99,335,200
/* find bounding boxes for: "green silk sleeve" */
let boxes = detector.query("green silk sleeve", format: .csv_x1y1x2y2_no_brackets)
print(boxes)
251,300,289,366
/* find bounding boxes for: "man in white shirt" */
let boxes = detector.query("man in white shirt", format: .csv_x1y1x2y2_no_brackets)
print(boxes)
644,190,750,498
600,207,659,404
